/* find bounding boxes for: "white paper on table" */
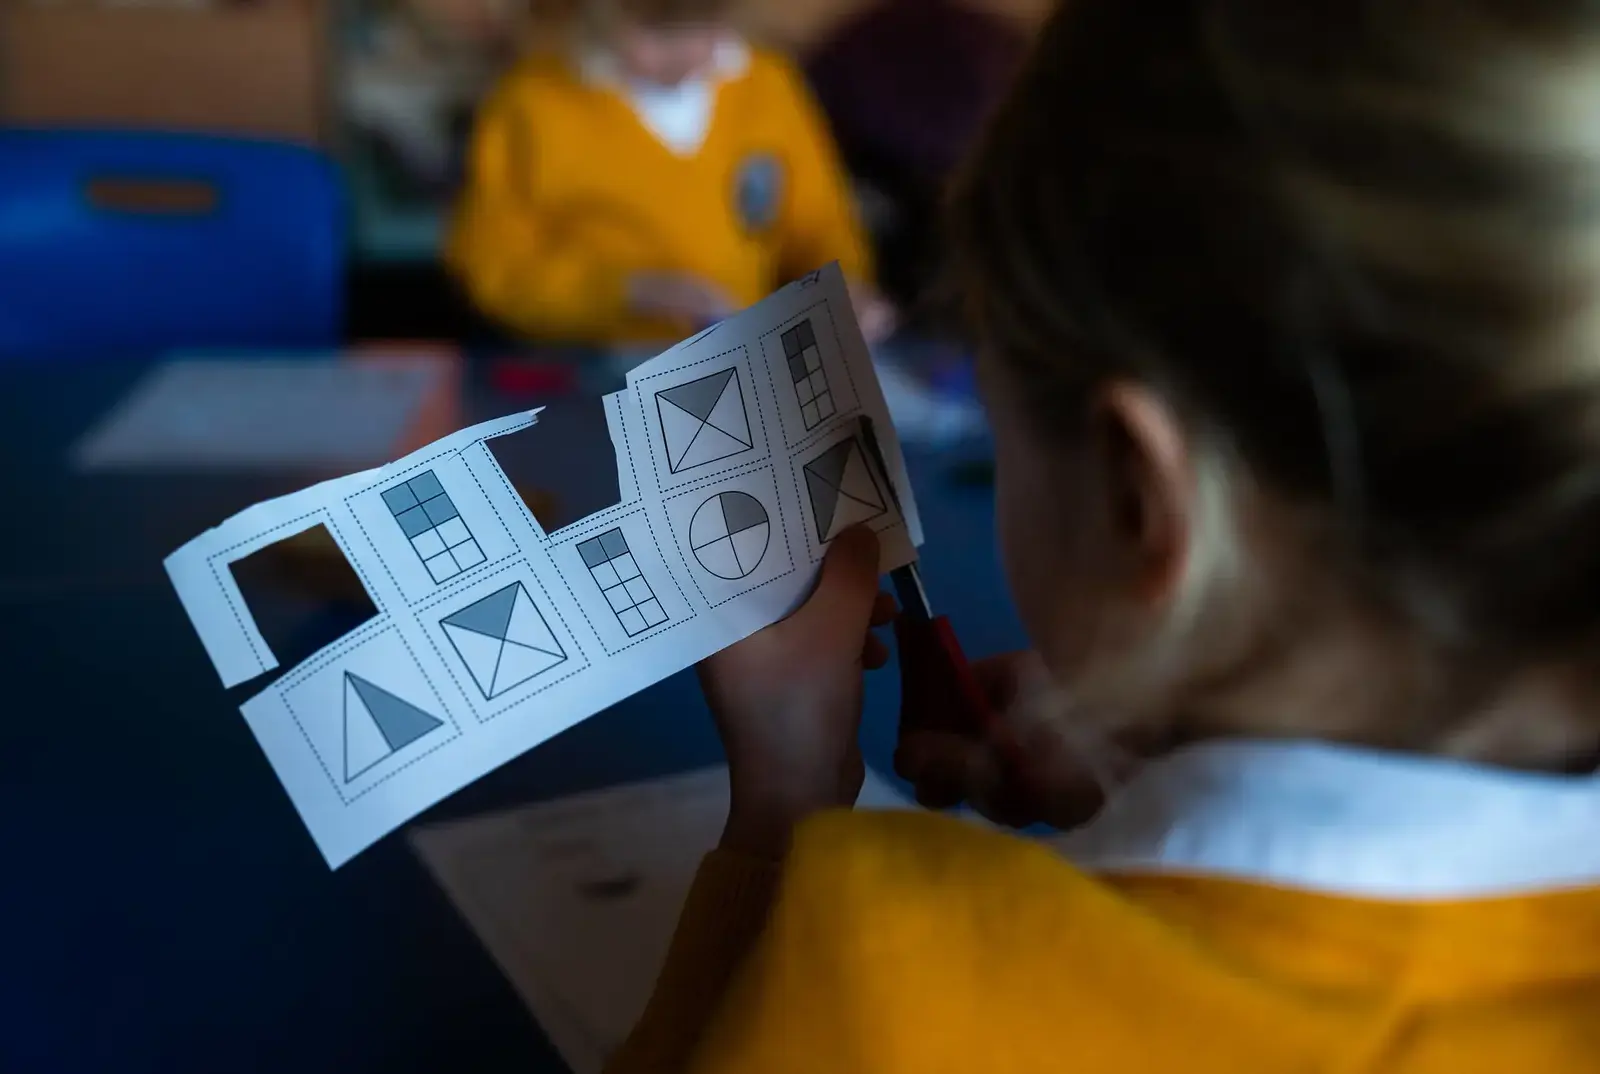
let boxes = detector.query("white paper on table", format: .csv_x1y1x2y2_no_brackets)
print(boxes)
164,265,925,867
410,767,916,1074
72,355,453,471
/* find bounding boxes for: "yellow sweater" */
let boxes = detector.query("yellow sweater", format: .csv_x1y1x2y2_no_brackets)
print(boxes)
611,810,1600,1073
446,47,871,345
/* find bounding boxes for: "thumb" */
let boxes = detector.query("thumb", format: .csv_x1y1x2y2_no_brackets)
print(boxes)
793,525,881,635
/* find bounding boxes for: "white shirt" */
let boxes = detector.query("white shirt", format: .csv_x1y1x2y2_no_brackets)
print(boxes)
580,38,751,157
1053,738,1600,900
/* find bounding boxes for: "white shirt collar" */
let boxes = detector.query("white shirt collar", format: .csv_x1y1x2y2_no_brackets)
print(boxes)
579,37,750,157
1051,739,1600,900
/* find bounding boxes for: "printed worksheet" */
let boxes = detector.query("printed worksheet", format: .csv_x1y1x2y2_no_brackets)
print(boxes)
165,265,925,867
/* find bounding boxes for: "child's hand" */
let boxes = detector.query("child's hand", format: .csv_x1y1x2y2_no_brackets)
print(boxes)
627,272,736,327
895,651,1127,831
699,526,897,857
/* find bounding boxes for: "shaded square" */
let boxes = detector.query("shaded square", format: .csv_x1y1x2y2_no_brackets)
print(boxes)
408,472,444,501
436,517,471,548
423,494,459,526
804,347,822,374
396,505,432,538
618,607,647,636
426,552,460,583
605,585,633,613
600,530,629,559
639,600,667,627
613,554,640,581
592,561,621,589
624,576,653,604
788,354,808,382
577,536,610,568
382,484,419,515
782,326,804,358
411,529,445,560
452,540,485,569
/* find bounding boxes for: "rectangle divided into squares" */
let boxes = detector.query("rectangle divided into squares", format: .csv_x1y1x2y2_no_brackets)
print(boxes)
577,528,668,637
784,319,834,430
382,470,487,584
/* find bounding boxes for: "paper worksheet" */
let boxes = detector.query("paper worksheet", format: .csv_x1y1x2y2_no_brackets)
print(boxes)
165,265,925,867
410,766,916,1074
73,352,458,471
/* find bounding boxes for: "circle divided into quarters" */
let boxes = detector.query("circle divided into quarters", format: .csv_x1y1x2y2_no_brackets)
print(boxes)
689,492,770,580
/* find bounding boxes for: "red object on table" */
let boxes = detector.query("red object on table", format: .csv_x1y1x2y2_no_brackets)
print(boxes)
489,358,580,398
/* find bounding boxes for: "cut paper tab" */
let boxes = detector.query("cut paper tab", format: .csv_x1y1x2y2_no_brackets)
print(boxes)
164,263,924,867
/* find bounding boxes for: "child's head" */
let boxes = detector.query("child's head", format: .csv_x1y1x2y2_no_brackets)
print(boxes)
951,0,1600,774
585,0,735,87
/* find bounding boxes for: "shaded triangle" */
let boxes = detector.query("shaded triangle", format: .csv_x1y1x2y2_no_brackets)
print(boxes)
491,639,566,696
658,369,736,422
703,373,752,447
505,585,563,657
805,440,854,490
344,674,393,781
444,622,504,697
676,420,749,470
695,536,744,579
720,491,767,536
731,522,769,575
348,673,444,752
658,398,705,471
836,445,885,512
824,490,886,541
805,468,841,542
442,583,519,640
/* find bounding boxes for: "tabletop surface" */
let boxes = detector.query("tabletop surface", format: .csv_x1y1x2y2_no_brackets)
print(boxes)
0,355,1021,1074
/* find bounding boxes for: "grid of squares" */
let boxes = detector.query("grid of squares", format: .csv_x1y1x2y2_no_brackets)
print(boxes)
783,320,835,430
382,471,487,584
577,528,668,637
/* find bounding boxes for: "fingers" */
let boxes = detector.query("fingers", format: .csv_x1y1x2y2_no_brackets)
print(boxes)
869,591,897,628
895,730,987,810
795,525,882,635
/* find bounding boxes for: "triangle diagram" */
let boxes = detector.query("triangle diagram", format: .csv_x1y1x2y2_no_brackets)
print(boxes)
657,369,752,472
658,368,735,422
674,420,749,472
703,373,751,447
658,399,706,471
804,440,887,543
344,672,444,781
442,583,519,640
443,622,504,698
505,584,564,658
491,640,567,695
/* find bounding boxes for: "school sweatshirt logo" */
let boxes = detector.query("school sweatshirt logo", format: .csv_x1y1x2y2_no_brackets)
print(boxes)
734,153,784,233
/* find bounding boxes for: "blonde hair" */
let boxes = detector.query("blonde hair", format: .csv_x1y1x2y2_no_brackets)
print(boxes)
951,0,1600,746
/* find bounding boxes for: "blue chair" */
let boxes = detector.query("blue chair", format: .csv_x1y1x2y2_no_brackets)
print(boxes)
0,130,345,362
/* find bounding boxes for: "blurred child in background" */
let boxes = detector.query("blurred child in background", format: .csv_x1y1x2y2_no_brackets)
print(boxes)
446,0,892,347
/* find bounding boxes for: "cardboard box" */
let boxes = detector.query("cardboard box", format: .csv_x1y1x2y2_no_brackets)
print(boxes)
0,1,331,145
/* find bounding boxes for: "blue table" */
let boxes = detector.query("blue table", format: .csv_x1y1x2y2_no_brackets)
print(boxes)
0,357,1022,1074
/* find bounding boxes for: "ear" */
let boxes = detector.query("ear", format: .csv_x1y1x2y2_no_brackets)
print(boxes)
1091,381,1192,606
